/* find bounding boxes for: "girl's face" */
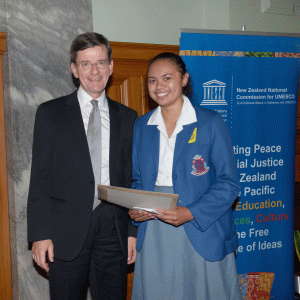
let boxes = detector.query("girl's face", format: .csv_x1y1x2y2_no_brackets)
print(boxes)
147,59,189,109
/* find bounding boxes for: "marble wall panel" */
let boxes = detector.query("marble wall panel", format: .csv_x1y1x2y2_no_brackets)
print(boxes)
0,0,7,32
4,0,92,299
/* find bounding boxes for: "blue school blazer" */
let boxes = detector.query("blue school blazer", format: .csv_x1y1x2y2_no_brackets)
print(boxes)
132,105,241,261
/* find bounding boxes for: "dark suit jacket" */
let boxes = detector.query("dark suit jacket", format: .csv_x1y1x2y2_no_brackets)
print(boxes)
27,90,138,261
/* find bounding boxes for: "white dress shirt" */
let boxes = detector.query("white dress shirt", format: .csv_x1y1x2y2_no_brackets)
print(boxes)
77,86,110,185
147,95,197,187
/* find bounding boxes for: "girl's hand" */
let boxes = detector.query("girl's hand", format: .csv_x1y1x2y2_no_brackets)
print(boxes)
129,209,156,222
155,206,193,226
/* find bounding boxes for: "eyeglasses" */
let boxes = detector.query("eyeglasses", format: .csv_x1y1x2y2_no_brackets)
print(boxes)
77,60,110,70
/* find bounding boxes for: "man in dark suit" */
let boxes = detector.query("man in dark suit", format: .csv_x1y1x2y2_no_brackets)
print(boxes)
27,32,138,300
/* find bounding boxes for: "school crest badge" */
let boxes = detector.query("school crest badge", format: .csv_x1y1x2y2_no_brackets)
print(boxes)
191,155,209,176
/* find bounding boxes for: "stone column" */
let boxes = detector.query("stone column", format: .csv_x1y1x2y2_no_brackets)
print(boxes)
4,1,92,299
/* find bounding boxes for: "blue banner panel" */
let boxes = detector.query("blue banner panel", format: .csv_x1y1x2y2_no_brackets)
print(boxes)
180,30,300,300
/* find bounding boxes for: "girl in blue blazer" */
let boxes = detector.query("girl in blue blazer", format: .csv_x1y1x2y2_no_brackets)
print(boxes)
129,52,241,300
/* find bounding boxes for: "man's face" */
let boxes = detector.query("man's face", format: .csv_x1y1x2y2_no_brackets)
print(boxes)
71,45,113,98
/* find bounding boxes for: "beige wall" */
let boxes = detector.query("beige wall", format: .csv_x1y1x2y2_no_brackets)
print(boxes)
92,0,300,45
2,1,299,41
230,0,300,33
92,0,230,45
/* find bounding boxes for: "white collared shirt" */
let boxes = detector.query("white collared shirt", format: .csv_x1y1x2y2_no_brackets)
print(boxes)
147,95,197,186
77,86,110,185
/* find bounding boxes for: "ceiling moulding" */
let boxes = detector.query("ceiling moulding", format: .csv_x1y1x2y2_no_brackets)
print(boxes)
261,0,294,16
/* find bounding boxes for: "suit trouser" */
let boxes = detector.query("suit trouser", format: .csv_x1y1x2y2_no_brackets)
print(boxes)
49,203,127,300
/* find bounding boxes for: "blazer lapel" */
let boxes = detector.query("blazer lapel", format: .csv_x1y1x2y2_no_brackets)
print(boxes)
66,91,93,175
173,123,197,170
146,124,160,175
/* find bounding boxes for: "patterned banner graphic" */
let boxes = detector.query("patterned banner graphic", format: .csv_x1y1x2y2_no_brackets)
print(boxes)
180,29,300,300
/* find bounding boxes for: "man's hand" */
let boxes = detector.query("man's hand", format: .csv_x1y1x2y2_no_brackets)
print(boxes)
32,239,54,272
129,209,155,222
127,236,137,264
155,206,194,227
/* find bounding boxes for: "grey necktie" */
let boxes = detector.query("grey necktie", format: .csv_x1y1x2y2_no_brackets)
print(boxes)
87,99,102,209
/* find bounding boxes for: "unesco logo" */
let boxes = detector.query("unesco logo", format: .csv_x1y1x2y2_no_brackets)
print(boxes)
201,79,227,106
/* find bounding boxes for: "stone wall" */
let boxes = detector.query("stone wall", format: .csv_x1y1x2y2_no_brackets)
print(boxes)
4,1,92,298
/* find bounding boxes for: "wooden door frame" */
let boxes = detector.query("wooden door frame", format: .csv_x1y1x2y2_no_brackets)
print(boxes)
109,41,179,116
0,32,12,300
110,41,179,60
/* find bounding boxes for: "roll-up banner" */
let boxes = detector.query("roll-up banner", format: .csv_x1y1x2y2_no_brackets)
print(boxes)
180,29,300,299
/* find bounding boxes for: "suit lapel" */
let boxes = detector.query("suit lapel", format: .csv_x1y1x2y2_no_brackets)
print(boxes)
66,91,93,175
108,98,121,185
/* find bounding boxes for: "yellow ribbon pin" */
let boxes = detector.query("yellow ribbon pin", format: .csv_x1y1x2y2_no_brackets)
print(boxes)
188,128,197,143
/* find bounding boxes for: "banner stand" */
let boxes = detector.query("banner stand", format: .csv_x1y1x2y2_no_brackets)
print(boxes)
180,29,300,300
